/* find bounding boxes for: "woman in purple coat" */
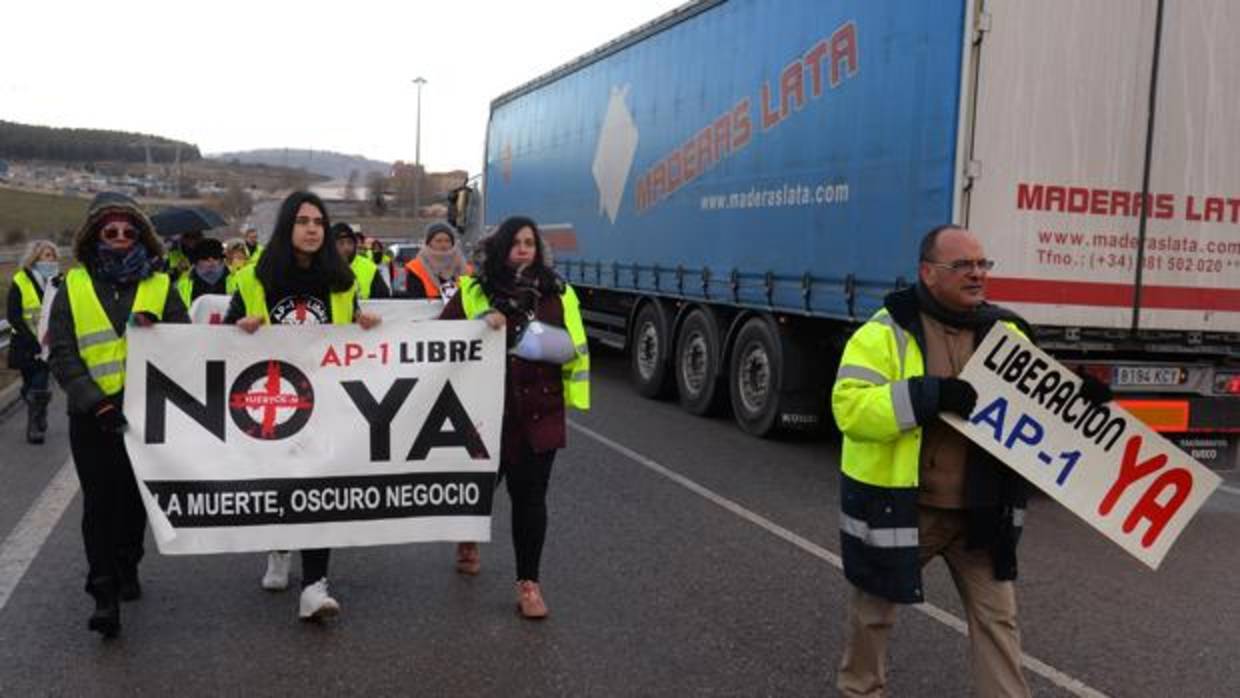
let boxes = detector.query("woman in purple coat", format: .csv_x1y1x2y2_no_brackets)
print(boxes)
439,216,590,619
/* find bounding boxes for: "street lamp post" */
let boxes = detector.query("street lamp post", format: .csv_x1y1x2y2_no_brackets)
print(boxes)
412,77,427,220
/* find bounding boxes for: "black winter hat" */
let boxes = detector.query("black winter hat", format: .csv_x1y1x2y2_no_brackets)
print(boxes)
331,222,358,241
190,238,225,262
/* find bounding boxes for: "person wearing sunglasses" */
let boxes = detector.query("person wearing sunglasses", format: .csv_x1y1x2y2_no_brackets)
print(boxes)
226,191,381,622
832,225,1113,696
46,192,189,639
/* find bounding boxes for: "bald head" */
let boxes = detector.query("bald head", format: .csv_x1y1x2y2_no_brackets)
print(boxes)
918,226,990,312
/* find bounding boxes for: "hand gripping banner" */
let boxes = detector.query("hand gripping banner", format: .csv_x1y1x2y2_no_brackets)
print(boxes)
122,321,503,554
944,324,1221,569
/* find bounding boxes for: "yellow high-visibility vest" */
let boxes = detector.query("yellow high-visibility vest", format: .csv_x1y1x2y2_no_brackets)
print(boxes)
177,271,238,308
457,275,590,411
65,268,170,396
11,269,42,334
231,266,354,325
350,255,378,300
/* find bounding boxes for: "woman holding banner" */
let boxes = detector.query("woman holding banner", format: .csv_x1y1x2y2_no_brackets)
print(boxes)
225,190,381,622
439,216,589,619
47,192,189,638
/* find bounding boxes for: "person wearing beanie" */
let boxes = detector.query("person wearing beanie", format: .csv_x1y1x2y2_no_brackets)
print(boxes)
46,192,189,639
403,221,470,300
332,222,390,300
176,238,235,308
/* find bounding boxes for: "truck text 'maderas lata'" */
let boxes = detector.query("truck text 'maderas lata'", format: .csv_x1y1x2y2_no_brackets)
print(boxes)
481,0,1240,470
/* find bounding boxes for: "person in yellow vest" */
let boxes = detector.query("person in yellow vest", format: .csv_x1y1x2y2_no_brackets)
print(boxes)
47,192,189,639
226,191,381,622
439,216,589,619
6,239,61,443
176,238,236,308
244,224,264,262
330,223,390,299
224,237,251,272
404,221,470,300
368,238,392,267
832,225,1113,696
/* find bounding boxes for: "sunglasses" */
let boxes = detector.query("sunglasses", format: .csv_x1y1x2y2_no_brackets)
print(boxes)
100,225,139,242
925,258,996,273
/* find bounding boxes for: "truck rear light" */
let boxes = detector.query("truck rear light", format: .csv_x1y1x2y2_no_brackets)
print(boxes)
1116,399,1189,432
1216,374,1240,395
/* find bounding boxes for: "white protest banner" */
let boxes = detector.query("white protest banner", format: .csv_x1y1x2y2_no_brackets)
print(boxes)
122,320,503,555
360,298,444,324
945,324,1221,569
188,294,232,324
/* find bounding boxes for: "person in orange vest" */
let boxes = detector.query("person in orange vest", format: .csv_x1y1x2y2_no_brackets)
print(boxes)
402,221,470,300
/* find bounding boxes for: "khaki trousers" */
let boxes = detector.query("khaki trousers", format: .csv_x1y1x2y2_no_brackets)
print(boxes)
837,506,1031,697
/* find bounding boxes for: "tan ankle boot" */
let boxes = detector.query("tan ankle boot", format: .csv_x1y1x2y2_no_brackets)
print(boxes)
455,542,481,575
516,580,548,619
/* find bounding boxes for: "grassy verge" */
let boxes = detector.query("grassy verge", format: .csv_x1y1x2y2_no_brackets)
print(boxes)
0,186,90,242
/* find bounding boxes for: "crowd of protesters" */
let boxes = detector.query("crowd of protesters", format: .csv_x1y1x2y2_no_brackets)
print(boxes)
7,189,589,639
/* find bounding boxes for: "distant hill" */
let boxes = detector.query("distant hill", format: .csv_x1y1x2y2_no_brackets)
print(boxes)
209,149,391,180
0,120,201,164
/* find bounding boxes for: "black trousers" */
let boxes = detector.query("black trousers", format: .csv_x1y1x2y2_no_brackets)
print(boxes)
68,413,147,588
497,446,557,582
19,359,49,398
301,549,330,586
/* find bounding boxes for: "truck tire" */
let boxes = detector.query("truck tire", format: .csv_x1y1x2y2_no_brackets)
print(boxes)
729,316,782,436
630,301,674,398
675,308,726,415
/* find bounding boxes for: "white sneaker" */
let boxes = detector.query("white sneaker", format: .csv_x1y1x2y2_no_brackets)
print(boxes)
261,551,291,591
298,579,340,621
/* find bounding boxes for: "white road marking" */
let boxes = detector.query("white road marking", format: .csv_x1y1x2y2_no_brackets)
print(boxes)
1217,484,1240,497
570,420,1110,698
0,459,79,613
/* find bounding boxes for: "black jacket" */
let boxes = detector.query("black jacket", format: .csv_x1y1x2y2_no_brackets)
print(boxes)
48,272,189,415
884,285,1034,580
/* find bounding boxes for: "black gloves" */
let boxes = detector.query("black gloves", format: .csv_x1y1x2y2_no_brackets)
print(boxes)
938,377,978,418
1078,374,1113,406
94,398,129,434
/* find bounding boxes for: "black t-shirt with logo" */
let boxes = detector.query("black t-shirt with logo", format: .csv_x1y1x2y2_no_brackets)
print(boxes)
224,266,351,325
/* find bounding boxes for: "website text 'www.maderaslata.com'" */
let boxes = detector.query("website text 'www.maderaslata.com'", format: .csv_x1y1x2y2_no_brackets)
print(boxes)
700,180,850,211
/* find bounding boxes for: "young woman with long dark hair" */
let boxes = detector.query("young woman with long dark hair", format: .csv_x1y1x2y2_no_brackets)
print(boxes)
439,215,589,619
225,190,381,621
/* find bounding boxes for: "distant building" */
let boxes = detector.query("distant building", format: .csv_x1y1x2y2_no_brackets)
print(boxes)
0,159,8,179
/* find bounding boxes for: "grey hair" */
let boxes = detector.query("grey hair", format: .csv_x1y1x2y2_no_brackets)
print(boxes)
20,239,59,268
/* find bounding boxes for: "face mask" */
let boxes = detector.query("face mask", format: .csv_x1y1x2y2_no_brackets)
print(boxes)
33,261,59,279
196,262,226,285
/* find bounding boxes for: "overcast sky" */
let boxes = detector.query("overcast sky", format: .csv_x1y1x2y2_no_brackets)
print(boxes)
4,0,686,176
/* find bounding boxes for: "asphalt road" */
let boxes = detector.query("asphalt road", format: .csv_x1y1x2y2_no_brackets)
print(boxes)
0,349,1237,696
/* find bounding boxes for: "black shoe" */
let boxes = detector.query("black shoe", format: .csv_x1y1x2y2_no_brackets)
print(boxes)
87,578,121,638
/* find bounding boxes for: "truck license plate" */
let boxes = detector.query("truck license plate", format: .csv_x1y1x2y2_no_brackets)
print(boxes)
1112,366,1183,386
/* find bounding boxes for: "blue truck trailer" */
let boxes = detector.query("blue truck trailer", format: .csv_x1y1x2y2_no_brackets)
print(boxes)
483,0,1240,468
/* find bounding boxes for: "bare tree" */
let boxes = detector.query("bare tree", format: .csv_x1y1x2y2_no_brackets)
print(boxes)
206,181,255,222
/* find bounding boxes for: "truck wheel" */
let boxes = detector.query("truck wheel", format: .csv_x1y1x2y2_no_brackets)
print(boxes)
730,316,782,436
630,302,673,398
675,308,726,415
